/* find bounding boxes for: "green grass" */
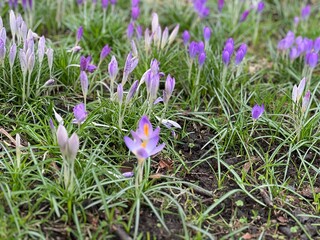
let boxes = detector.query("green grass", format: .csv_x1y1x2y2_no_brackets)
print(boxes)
0,0,319,239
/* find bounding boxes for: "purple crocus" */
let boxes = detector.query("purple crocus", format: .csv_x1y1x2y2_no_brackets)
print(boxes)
80,71,89,97
131,6,140,20
73,103,88,124
117,84,123,103
126,80,139,103
257,1,265,13
222,50,230,65
108,55,118,80
301,5,311,20
193,0,210,18
127,22,134,39
189,41,199,59
163,74,175,104
305,52,318,68
100,44,111,62
235,43,247,65
76,26,83,43
102,0,108,9
240,9,250,22
182,30,190,46
124,116,165,162
289,47,299,61
302,90,311,113
203,26,211,42
80,56,97,73
218,0,224,12
252,104,264,120
198,52,206,67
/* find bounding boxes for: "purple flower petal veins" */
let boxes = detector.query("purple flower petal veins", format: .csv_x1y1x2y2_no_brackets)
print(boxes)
252,104,264,120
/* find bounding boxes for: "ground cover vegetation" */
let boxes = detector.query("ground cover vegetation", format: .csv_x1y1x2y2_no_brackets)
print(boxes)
0,0,319,239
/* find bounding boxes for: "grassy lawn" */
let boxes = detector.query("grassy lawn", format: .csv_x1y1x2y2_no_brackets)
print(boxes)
0,0,319,239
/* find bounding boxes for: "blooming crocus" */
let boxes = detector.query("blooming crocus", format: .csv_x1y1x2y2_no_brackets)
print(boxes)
80,56,97,73
73,103,88,124
182,30,190,46
305,52,318,68
240,9,250,22
218,0,224,12
124,116,165,163
203,26,211,42
252,104,264,120
257,1,265,13
198,52,206,67
301,5,311,20
108,55,118,80
100,44,111,62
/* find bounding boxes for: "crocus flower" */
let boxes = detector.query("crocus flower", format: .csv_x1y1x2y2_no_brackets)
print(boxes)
203,26,211,42
168,24,180,45
252,104,264,120
198,41,205,53
127,22,134,39
100,44,111,62
126,80,139,103
182,30,190,46
122,52,139,85
218,0,224,12
136,25,143,39
301,90,311,113
124,116,165,162
189,41,199,59
76,26,83,43
108,55,118,80
193,0,210,18
163,74,175,104
102,0,108,9
294,16,299,26
292,78,306,103
131,6,140,20
56,124,80,162
222,50,230,65
301,5,311,20
314,37,320,53
73,103,88,124
110,0,117,5
0,39,6,63
80,56,97,73
117,84,123,103
9,43,17,68
240,9,250,22
290,47,299,61
305,52,318,68
38,36,46,64
80,71,89,97
257,1,265,13
198,52,206,67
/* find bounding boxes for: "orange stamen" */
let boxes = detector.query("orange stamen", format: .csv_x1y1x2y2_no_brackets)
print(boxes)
143,124,149,136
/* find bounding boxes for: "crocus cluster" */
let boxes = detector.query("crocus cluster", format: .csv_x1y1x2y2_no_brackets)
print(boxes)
292,78,310,114
193,0,210,19
277,31,319,68
222,38,247,66
144,13,179,52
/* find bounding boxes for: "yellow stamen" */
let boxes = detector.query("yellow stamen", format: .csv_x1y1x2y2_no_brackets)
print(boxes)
141,141,147,148
143,124,149,136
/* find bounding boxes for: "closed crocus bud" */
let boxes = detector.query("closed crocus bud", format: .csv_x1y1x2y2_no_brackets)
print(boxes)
9,10,16,40
127,22,134,39
117,84,123,103
240,9,250,22
131,6,140,20
136,25,143,39
27,52,35,72
38,36,45,64
47,48,54,73
203,26,211,42
301,5,311,20
0,39,6,62
22,0,27,9
66,133,79,162
314,37,320,53
302,90,311,113
252,104,264,120
9,43,17,68
235,49,245,65
108,56,118,80
294,16,299,26
218,0,224,12
100,44,111,62
168,24,179,45
290,47,299,61
189,41,199,59
123,52,138,82
57,124,68,154
110,0,116,5
43,79,55,87
161,27,169,49
102,0,109,9
0,28,6,46
131,40,138,57
182,30,190,46
151,12,159,33
257,1,265,13
126,80,139,103
222,50,230,65
80,71,89,97
198,52,206,67
198,41,205,53
164,74,175,103
76,26,83,43
19,50,27,74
